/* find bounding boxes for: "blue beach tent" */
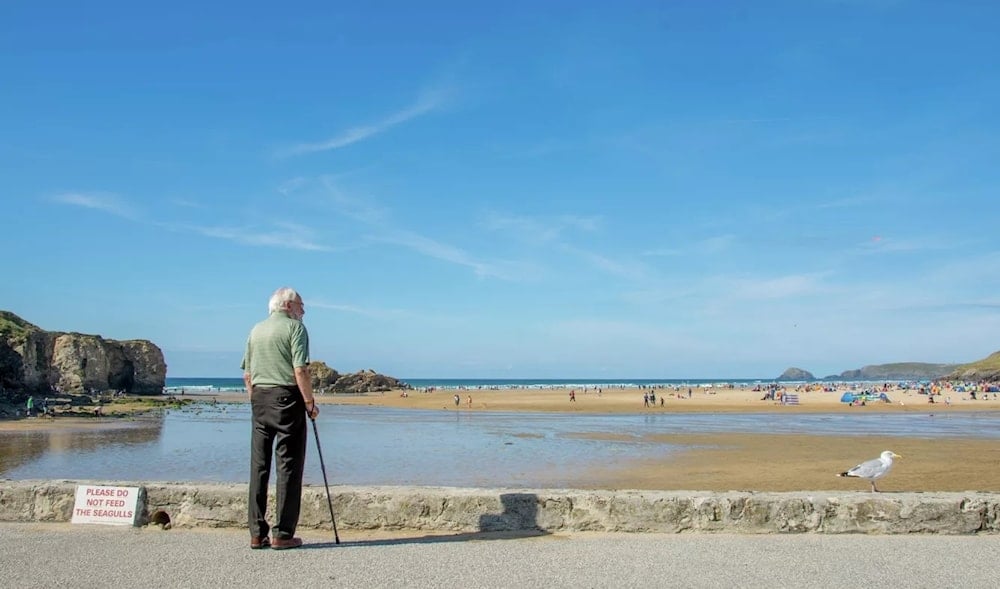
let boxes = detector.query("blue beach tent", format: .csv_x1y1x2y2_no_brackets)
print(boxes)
840,392,891,403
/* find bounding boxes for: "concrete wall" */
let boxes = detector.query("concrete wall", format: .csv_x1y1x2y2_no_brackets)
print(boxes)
1,480,998,534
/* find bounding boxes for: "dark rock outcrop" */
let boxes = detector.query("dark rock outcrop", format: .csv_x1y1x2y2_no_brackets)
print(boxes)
777,367,814,381
306,362,407,393
308,361,341,391
329,369,408,393
0,311,166,395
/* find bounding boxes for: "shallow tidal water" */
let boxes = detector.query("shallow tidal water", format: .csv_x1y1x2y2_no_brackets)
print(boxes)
2,404,998,488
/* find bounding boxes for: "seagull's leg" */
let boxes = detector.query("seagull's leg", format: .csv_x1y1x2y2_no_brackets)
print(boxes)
871,481,879,493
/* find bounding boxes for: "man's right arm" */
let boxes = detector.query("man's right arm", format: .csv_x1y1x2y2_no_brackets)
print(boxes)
241,334,252,400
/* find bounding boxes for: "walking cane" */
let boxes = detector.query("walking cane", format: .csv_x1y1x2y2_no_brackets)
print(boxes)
309,414,340,544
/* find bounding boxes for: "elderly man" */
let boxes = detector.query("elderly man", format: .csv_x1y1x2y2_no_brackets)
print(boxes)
242,287,319,550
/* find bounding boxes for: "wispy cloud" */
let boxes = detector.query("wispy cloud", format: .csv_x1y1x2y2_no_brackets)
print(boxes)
560,215,602,232
924,250,1000,286
539,318,712,368
275,88,451,158
890,301,1000,314
641,247,682,257
320,177,389,224
183,222,331,251
619,282,699,306
483,211,652,280
548,318,671,341
170,302,258,312
50,188,344,254
560,245,650,281
315,180,537,280
728,272,830,300
855,234,960,255
698,234,737,254
52,192,138,219
482,212,601,244
170,198,205,209
373,230,525,280
817,195,873,209
277,177,308,196
643,234,735,258
500,138,583,160
308,300,409,320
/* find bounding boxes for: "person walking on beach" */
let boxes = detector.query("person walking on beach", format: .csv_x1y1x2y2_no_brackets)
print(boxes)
454,394,460,407
242,287,319,551
26,395,34,417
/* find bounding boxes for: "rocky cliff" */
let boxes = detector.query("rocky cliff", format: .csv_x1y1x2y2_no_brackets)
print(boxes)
0,311,166,395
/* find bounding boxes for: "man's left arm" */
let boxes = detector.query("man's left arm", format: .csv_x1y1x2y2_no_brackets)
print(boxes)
291,323,316,417
241,335,252,400
294,366,317,418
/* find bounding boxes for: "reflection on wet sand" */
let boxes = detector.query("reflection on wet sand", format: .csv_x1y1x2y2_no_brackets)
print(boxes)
0,417,164,476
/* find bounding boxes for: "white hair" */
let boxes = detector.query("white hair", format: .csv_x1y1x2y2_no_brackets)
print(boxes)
267,287,300,314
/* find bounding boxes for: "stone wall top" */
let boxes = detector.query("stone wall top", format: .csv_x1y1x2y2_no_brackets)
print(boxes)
1,481,997,534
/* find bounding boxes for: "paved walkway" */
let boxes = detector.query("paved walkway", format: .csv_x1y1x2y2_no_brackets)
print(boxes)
3,522,998,588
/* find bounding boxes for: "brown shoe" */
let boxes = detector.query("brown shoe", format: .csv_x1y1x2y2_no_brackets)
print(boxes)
250,536,270,549
271,537,303,550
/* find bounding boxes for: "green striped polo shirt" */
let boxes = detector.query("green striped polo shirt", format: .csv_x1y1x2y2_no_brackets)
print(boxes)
240,311,310,387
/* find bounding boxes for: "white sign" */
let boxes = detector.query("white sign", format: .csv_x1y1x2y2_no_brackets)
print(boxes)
71,485,140,526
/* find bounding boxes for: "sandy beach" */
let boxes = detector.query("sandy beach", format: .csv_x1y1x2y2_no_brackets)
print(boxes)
3,385,999,491
311,384,1000,414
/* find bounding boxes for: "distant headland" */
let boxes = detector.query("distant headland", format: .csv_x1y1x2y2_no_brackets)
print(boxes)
778,353,1000,382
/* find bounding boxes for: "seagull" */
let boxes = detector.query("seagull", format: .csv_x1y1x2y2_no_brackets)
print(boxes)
837,450,902,492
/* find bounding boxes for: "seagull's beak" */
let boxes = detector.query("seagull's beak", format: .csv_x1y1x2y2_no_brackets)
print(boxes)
892,453,903,459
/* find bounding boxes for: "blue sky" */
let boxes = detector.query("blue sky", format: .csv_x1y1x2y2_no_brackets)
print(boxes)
3,1,999,379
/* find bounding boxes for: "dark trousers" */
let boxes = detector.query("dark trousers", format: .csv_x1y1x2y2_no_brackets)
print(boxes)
249,385,307,540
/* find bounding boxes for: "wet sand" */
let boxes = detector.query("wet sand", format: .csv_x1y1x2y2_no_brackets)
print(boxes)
0,417,153,433
3,387,999,491
576,433,1000,492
